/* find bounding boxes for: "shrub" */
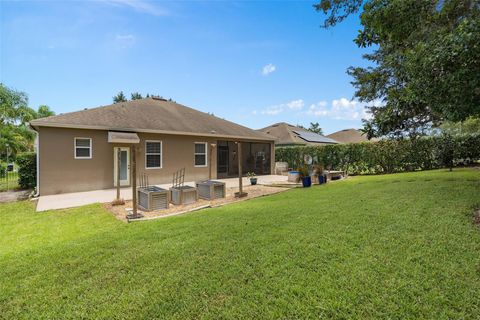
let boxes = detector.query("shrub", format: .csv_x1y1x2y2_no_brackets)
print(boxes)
16,152,36,189
276,134,480,175
0,162,5,178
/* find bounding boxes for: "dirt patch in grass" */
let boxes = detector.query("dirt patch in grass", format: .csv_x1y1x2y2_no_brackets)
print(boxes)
474,209,480,227
104,185,292,222
0,190,31,203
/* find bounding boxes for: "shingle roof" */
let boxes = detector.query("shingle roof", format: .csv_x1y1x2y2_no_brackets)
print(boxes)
30,97,273,141
326,128,374,144
257,122,338,146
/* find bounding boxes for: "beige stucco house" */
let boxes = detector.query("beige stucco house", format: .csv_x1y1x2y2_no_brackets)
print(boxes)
29,97,275,195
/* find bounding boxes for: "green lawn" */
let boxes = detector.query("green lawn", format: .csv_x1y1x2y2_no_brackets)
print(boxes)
1,169,479,319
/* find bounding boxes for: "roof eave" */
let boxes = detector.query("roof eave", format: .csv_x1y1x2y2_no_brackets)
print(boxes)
30,121,274,142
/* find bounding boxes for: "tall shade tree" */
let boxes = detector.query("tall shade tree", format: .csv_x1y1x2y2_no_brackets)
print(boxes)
0,84,55,158
314,0,480,138
0,83,30,125
113,91,127,103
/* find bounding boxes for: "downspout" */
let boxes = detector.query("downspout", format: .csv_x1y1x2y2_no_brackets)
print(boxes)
29,124,40,197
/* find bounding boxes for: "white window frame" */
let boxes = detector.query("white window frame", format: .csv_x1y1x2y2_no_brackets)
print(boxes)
194,142,208,167
74,137,92,159
145,140,162,169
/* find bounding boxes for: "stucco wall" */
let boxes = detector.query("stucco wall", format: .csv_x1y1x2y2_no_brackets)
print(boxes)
38,127,273,195
38,127,218,195
38,127,113,195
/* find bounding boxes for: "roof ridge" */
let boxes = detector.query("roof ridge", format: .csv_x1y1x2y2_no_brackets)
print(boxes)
30,98,148,124
29,98,273,141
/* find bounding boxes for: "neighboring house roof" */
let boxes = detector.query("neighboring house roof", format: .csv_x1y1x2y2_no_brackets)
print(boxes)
257,122,338,146
326,128,374,144
30,97,273,141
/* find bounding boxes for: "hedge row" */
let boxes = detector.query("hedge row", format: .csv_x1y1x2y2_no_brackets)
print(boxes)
275,134,480,175
16,152,36,189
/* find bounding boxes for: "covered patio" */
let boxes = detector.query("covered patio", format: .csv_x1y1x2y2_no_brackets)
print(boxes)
36,175,290,212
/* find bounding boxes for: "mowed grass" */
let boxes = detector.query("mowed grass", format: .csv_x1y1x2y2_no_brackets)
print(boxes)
1,169,480,319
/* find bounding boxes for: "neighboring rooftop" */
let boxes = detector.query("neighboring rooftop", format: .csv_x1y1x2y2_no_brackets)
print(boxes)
327,128,373,144
258,122,338,146
30,97,273,141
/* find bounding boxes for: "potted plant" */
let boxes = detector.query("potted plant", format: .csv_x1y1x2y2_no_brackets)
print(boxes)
246,172,257,185
313,164,325,184
298,166,311,187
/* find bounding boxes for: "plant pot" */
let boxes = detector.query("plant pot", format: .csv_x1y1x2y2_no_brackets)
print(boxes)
250,178,257,185
318,175,325,184
301,176,311,188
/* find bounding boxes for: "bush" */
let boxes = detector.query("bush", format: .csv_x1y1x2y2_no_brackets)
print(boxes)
16,152,36,189
276,134,480,175
0,162,5,178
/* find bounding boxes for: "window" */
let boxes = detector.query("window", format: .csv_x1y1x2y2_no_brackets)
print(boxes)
194,142,207,167
145,141,162,169
74,138,92,159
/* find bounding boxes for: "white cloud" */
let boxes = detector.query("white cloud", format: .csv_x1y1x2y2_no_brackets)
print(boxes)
254,97,381,120
261,63,276,76
286,99,304,110
307,98,373,121
115,34,136,48
259,99,304,115
102,0,168,16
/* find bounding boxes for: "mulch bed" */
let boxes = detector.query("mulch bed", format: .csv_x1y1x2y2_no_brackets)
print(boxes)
104,184,293,222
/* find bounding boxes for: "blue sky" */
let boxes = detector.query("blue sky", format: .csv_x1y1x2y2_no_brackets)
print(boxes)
1,0,372,134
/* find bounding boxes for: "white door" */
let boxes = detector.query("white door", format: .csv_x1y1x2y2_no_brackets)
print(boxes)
114,147,130,186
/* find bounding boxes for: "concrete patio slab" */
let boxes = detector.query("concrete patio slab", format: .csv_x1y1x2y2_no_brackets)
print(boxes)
36,175,289,211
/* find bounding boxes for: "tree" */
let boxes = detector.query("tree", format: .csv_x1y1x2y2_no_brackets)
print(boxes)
36,105,55,118
131,92,143,100
113,91,127,103
439,117,480,136
314,0,480,138
0,83,30,125
0,84,56,158
297,122,324,135
308,122,323,135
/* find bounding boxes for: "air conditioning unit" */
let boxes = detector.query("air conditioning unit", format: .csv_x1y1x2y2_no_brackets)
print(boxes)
138,186,169,211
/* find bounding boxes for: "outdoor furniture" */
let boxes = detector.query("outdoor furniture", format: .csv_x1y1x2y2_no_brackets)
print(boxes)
196,180,226,200
138,186,169,211
170,168,198,205
324,170,344,180
288,171,300,183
